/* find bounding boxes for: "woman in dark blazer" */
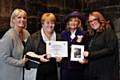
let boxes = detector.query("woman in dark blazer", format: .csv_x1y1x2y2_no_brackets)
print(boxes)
60,11,88,80
84,11,119,80
24,12,61,80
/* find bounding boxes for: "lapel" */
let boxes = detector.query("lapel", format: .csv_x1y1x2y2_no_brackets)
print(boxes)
12,28,24,51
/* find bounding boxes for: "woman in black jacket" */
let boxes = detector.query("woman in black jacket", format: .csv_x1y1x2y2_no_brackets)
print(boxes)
24,12,61,80
84,11,119,80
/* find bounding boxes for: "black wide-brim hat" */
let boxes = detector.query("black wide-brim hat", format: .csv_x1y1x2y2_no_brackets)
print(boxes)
65,11,85,22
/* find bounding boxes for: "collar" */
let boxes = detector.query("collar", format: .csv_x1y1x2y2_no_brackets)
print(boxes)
41,28,56,43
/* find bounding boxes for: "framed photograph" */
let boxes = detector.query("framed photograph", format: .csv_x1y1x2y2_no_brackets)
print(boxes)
70,45,84,61
46,41,68,57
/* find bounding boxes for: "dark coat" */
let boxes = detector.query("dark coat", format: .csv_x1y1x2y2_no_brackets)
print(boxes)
60,28,89,80
88,26,119,80
60,28,88,70
24,30,60,80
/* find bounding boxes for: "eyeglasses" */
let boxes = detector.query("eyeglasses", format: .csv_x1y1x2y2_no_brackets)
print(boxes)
88,18,98,23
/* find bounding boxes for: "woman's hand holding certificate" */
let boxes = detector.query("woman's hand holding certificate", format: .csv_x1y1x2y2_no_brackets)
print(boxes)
26,52,50,63
39,54,50,62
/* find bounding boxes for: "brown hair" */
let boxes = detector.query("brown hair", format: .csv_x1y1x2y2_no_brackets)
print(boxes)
88,11,108,23
87,11,110,35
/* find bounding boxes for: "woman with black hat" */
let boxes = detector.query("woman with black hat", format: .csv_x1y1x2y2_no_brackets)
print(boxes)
60,11,88,80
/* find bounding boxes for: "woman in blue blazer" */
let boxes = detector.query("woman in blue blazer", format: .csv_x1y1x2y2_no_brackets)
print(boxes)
60,11,88,80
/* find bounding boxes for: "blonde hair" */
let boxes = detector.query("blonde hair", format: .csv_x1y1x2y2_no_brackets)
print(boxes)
10,8,27,28
41,13,56,24
66,17,82,30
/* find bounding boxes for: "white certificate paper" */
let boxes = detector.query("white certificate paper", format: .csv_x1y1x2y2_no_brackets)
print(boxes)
46,41,68,57
70,45,84,61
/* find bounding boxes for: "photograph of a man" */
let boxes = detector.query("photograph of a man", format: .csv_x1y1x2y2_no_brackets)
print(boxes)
74,48,81,58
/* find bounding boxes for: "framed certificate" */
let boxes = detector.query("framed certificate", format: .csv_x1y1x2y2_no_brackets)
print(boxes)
46,41,68,57
70,45,84,61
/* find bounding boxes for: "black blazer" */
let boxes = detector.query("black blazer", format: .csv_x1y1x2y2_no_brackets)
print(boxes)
24,30,60,73
88,27,119,80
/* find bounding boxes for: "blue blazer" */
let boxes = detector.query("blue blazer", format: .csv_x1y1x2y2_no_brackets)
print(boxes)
60,28,88,70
